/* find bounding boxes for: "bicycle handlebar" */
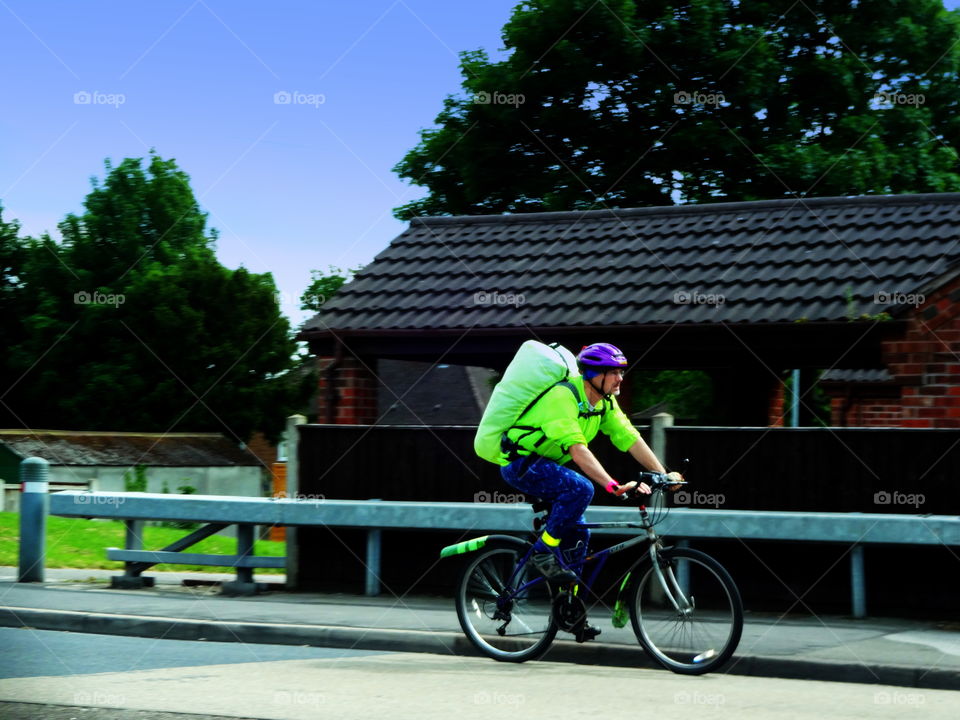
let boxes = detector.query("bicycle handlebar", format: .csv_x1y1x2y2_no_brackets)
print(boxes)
639,471,687,487
616,472,687,501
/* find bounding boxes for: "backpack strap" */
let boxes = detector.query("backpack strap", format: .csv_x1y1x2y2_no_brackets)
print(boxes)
501,379,607,460
555,380,606,418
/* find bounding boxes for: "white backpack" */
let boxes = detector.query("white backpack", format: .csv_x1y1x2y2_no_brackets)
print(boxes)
474,341,581,465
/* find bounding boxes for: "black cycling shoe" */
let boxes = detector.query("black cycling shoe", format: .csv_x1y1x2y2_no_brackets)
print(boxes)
575,622,602,643
530,552,577,583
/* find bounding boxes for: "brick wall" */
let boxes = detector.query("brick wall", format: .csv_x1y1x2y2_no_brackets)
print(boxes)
315,355,378,424
245,431,277,471
775,275,960,428
882,273,960,428
768,383,786,427
829,396,903,427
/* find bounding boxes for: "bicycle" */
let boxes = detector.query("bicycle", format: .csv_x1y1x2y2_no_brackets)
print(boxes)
440,473,743,674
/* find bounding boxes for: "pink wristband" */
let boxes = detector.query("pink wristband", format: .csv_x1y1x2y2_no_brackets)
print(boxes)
606,481,619,494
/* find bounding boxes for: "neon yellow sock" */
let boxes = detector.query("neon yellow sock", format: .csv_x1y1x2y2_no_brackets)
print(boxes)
540,530,561,547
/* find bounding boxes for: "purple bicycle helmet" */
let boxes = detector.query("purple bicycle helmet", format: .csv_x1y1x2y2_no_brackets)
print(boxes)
577,343,628,379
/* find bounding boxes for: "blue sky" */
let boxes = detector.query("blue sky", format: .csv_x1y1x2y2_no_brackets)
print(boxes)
1,0,517,326
3,0,960,329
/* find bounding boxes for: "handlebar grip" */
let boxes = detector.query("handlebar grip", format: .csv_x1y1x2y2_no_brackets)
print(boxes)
638,471,667,483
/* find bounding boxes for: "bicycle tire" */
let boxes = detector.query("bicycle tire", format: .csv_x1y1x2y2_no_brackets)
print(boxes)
455,537,558,662
628,546,743,675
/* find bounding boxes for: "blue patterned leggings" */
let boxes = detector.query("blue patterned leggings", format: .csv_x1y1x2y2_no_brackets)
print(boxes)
500,455,592,565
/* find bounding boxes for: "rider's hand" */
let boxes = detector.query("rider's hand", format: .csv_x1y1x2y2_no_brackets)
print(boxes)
665,471,684,490
607,480,632,496
609,480,650,496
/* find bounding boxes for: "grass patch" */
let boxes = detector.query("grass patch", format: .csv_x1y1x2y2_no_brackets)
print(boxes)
0,512,284,574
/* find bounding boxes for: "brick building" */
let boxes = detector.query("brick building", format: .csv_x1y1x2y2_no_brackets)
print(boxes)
815,270,960,427
300,193,960,428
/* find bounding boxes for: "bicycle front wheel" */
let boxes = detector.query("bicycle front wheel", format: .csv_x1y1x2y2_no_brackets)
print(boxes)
455,539,558,662
629,546,743,674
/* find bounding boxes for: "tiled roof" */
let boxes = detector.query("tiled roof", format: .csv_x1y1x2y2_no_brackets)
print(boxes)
819,368,894,384
0,430,260,467
303,193,960,333
375,360,490,425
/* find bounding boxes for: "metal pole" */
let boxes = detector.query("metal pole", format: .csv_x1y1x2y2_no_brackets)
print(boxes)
851,544,866,619
365,528,382,597
122,519,145,579
365,498,382,597
236,524,255,586
18,457,49,582
790,369,800,427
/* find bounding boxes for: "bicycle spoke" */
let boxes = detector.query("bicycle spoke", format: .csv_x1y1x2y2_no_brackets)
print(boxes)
456,543,557,662
631,547,743,674
475,561,506,596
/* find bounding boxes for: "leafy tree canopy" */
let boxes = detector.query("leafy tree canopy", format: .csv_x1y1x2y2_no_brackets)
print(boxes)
3,153,307,443
300,265,363,314
394,0,960,219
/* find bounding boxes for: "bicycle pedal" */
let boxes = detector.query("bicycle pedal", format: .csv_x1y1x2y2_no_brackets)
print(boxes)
575,623,601,643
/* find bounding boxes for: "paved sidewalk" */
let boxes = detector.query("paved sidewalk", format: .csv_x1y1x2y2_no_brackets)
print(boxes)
1,568,957,690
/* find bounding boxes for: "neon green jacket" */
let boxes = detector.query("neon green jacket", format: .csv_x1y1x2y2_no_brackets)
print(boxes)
498,375,641,466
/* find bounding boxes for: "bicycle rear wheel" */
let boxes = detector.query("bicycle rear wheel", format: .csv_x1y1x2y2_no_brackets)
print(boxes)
455,539,558,662
629,546,743,674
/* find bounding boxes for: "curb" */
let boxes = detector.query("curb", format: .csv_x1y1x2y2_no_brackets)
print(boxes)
1,606,956,691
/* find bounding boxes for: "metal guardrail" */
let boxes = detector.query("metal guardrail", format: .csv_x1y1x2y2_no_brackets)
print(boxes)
49,491,960,543
42,490,960,614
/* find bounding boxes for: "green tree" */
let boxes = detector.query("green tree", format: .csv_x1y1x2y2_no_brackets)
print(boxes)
300,265,363,314
0,205,28,426
632,370,713,422
0,205,25,308
394,0,960,219
8,153,305,443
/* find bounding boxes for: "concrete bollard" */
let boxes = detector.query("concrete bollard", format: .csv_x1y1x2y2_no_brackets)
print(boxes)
18,457,49,583
284,414,306,590
650,412,674,462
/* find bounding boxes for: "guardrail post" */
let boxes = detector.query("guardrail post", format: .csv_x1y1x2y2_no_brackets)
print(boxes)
284,414,306,590
111,520,155,589
850,544,866,619
223,523,258,596
366,529,382,597
365,498,382,596
650,412,674,461
18,457,49,582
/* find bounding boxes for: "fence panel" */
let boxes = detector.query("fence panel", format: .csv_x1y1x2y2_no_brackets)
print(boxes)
295,424,959,616
664,427,958,514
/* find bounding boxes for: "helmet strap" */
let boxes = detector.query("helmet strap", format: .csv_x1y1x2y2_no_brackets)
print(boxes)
585,373,610,403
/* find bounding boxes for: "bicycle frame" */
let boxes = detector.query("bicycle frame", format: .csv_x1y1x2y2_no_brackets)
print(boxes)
506,511,694,616
451,475,742,673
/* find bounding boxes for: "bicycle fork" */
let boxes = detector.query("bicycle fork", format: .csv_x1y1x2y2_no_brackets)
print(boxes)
611,539,694,625
649,541,694,616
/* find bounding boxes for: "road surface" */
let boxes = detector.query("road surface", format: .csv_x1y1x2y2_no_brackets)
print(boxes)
1,627,955,719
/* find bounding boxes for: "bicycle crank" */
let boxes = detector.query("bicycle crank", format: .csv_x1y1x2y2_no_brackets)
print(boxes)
552,592,587,633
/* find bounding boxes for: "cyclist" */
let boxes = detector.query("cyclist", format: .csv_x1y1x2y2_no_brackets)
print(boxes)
499,343,680,638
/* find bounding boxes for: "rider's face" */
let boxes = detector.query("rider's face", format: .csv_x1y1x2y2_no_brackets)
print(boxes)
602,369,625,396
